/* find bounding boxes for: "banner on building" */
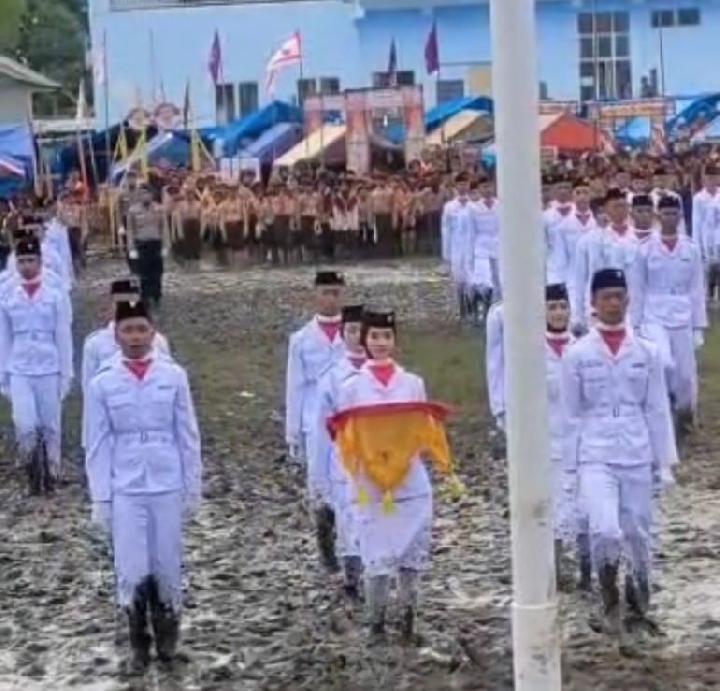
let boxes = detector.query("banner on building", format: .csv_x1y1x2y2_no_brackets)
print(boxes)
588,98,675,127
402,85,425,163
345,90,370,175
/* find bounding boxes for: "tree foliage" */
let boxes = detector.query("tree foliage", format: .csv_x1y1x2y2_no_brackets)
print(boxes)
0,0,27,53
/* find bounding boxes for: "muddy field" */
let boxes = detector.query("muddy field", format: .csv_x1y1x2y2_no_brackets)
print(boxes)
0,258,719,691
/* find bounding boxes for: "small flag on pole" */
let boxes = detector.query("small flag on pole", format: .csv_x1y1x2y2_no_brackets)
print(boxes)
208,30,222,84
265,31,302,95
388,39,398,86
424,22,440,75
183,79,191,129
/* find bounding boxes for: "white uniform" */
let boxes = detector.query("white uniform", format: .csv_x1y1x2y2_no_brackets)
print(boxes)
543,202,575,284
308,356,363,558
469,198,500,293
574,224,639,328
691,188,720,241
441,197,477,296
85,355,201,613
7,242,71,294
485,302,505,421
651,188,686,234
286,317,346,458
697,197,720,267
336,362,432,577
0,279,73,470
556,210,597,301
631,234,707,413
562,329,675,578
546,336,577,543
81,322,170,446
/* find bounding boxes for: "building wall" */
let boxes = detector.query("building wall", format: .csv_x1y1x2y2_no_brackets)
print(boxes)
0,80,33,125
90,0,720,127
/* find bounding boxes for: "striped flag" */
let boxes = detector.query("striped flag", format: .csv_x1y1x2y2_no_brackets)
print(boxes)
265,31,302,95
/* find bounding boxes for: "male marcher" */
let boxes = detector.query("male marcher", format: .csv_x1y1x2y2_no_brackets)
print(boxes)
630,194,657,244
563,268,675,636
308,304,366,589
286,271,346,463
0,238,73,492
81,279,171,447
85,300,201,673
632,196,706,438
543,173,576,284
126,186,170,307
691,163,720,240
695,167,720,304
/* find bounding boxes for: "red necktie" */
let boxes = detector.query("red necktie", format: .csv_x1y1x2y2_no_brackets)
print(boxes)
369,362,395,387
124,359,152,381
23,282,41,298
599,329,626,356
547,337,569,358
318,320,340,342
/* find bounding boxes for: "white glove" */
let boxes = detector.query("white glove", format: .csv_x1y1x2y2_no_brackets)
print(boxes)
161,247,169,259
654,465,676,494
494,413,506,432
129,248,139,260
183,493,201,521
0,376,10,399
694,330,705,350
90,501,112,534
118,225,127,237
287,440,303,462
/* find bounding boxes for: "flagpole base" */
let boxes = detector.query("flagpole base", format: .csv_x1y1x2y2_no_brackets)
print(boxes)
511,601,561,691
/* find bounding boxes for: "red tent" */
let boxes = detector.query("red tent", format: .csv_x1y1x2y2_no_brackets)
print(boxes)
540,113,598,153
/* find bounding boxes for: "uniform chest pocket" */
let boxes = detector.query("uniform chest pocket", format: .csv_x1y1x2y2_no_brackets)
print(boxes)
149,388,175,425
581,369,606,401
626,365,648,400
107,394,135,428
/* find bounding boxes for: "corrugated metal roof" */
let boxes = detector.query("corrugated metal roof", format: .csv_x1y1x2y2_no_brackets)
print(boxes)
0,56,60,90
274,124,346,167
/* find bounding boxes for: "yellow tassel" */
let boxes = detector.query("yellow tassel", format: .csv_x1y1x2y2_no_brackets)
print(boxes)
357,487,370,507
382,491,395,513
447,474,467,501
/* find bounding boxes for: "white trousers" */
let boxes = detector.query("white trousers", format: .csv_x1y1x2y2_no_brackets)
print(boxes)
333,472,361,558
665,326,698,413
579,463,652,579
10,374,62,470
112,491,183,612
551,458,575,544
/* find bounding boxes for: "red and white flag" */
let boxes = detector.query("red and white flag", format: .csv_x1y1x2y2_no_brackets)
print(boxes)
265,32,302,94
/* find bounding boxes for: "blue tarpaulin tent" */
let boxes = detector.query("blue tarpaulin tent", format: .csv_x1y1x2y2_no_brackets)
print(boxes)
667,93,720,135
207,101,303,156
111,131,200,181
425,97,493,132
691,115,720,142
0,124,34,198
237,123,303,165
615,117,652,147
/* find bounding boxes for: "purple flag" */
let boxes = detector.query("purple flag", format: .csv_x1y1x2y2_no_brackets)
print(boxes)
425,22,440,75
208,30,222,84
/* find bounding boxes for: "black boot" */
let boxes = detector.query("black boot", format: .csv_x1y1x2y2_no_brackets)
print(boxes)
597,562,621,635
342,556,363,602
315,504,340,573
148,576,180,664
554,539,572,593
576,533,592,592
126,584,151,674
625,573,658,635
401,606,415,642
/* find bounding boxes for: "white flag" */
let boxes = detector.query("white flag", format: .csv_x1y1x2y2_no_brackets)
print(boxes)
76,79,87,121
265,32,302,94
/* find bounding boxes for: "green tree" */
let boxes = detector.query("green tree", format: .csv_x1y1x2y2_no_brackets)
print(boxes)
0,0,27,53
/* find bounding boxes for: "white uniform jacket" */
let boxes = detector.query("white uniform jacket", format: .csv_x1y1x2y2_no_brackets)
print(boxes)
556,211,597,291
7,242,71,293
45,217,74,285
485,302,505,419
543,203,575,284
336,362,431,503
631,234,707,331
85,355,202,501
546,337,575,462
285,317,346,445
0,281,73,381
697,197,720,262
441,198,477,288
562,329,676,472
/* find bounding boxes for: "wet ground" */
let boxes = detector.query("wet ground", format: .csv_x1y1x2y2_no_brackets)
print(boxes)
0,258,719,690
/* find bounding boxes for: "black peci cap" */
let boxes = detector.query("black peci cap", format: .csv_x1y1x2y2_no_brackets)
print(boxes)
15,238,41,257
591,268,627,294
631,194,653,208
657,195,681,210
545,283,569,302
315,270,345,287
115,300,150,323
341,304,364,323
111,278,141,295
362,309,396,329
604,187,626,203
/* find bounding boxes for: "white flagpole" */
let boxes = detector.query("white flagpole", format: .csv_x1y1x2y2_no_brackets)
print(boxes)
489,0,561,689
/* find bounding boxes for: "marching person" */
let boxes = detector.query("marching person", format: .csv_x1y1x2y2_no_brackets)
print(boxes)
543,173,576,284
0,237,73,492
334,309,450,643
85,299,201,673
695,170,720,304
691,162,720,240
563,268,676,637
285,271,346,464
630,194,657,244
441,174,476,321
308,304,366,592
632,195,707,437
81,278,171,447
557,179,596,300
126,186,170,307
